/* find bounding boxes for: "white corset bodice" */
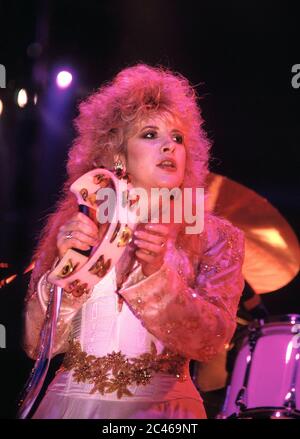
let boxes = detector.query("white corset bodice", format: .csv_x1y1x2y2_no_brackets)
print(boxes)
72,267,166,358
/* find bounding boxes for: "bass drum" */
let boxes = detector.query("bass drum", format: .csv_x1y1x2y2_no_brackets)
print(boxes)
220,315,300,419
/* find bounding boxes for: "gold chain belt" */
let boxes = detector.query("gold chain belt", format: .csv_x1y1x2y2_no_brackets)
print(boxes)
62,339,187,399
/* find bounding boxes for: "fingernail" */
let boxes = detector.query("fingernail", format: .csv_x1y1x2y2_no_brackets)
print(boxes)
134,231,141,236
145,224,153,229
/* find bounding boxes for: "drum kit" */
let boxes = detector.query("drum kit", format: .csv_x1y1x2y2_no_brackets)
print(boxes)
220,314,300,418
193,173,300,419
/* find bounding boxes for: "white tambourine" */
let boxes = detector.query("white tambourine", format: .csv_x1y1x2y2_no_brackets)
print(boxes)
47,168,139,297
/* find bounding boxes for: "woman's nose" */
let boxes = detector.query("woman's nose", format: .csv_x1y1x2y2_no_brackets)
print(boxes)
160,140,176,154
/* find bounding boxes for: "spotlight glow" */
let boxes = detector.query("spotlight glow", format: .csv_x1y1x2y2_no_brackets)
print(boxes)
0,99,3,115
17,89,28,108
56,71,73,89
34,93,38,105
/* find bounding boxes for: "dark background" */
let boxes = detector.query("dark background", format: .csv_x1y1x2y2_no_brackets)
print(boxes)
0,0,299,418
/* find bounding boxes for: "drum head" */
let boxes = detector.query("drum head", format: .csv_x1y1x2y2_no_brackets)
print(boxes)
233,314,300,350
229,407,300,419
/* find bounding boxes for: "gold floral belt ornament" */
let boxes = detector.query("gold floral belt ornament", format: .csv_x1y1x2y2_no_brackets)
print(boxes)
62,339,187,399
47,168,140,297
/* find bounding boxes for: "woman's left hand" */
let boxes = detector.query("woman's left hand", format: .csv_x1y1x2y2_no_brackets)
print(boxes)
133,223,170,277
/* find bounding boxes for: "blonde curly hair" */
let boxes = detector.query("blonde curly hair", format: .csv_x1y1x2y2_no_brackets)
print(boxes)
28,63,211,295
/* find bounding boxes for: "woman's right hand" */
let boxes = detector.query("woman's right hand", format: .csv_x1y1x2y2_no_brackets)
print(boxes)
56,212,100,259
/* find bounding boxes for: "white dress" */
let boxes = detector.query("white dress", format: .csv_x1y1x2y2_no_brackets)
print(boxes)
33,267,205,419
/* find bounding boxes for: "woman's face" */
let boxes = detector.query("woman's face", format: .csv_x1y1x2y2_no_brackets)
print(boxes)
122,114,186,192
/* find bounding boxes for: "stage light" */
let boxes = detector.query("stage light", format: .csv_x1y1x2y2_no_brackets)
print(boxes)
0,99,3,115
17,89,28,108
56,71,73,89
0,274,17,288
34,93,38,105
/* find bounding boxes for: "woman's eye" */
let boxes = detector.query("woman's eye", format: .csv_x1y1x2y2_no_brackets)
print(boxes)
141,130,183,144
142,131,156,139
173,134,184,144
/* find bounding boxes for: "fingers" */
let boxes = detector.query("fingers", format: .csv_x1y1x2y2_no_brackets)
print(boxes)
59,213,98,238
62,212,99,236
134,230,166,246
134,223,176,277
58,229,99,248
133,223,169,258
135,249,164,264
134,238,164,256
58,223,98,243
134,223,169,245
144,223,169,237
57,212,99,257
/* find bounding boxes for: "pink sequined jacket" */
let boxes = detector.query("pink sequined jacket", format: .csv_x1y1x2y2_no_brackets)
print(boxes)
23,214,245,363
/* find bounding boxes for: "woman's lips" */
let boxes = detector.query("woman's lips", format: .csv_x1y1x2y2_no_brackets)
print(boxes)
156,159,177,172
156,164,177,173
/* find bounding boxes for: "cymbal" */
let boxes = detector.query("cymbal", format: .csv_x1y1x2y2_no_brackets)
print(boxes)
206,173,300,294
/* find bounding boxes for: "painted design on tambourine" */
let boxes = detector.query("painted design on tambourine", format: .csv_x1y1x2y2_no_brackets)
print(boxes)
89,255,112,278
57,259,79,278
117,226,133,247
110,221,121,243
80,188,88,202
47,168,139,297
79,189,97,207
93,174,110,187
80,176,110,207
65,279,90,298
